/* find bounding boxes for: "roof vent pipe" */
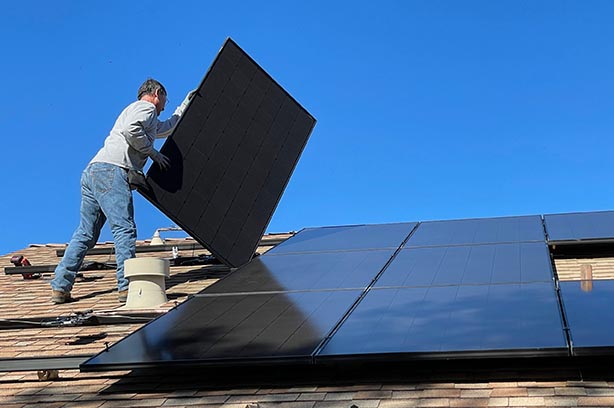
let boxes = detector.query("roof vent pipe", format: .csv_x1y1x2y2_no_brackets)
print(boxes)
149,226,184,245
123,258,170,309
150,230,165,246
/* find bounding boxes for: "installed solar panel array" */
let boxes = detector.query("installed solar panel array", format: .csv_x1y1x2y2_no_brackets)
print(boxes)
86,214,614,371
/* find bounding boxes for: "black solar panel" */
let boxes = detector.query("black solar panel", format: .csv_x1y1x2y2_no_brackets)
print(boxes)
140,38,316,267
405,216,545,248
318,283,567,359
266,223,417,255
83,290,362,369
206,249,396,294
559,280,614,355
544,211,614,243
375,242,554,287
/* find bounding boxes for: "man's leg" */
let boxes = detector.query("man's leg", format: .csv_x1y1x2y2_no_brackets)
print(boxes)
97,163,136,294
51,166,106,298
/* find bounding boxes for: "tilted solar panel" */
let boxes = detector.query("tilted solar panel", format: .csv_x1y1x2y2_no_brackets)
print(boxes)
140,38,316,267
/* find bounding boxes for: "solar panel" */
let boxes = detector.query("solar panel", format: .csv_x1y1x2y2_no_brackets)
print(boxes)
544,211,614,243
266,222,417,255
375,242,554,287
206,249,396,294
318,283,567,359
140,38,316,267
405,216,545,248
82,290,362,370
559,279,614,355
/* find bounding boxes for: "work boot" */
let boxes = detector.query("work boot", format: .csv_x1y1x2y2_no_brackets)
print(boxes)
51,290,71,304
118,290,128,303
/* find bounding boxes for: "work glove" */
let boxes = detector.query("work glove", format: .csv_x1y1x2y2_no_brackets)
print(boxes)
174,89,198,116
152,151,170,170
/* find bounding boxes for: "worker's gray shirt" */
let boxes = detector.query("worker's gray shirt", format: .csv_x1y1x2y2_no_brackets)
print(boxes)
90,100,180,171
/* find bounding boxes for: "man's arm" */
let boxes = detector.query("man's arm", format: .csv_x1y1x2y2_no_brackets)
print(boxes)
121,103,169,169
156,114,180,139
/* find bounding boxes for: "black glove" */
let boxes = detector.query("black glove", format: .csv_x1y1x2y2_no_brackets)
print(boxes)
152,151,170,170
127,170,148,190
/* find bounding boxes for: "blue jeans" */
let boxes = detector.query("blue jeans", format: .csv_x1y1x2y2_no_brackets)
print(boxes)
51,162,136,293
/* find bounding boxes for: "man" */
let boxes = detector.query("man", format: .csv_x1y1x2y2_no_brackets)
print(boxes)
51,78,193,304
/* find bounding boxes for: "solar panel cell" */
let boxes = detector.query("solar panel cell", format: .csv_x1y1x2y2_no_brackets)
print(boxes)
176,190,206,229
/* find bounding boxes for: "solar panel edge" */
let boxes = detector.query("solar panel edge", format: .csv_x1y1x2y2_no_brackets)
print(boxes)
138,198,235,266
225,38,317,126
155,37,240,157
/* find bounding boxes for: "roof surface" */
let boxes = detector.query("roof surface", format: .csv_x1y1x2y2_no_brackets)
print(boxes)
1,234,614,407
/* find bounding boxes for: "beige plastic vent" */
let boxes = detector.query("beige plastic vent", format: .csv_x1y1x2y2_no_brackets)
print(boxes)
123,258,170,309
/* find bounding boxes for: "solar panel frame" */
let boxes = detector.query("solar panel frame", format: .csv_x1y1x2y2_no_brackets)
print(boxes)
139,38,316,268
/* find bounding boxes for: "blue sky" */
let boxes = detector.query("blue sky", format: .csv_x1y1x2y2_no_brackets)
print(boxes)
2,1,613,255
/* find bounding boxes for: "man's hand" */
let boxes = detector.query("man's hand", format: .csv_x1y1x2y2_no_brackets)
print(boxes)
153,151,170,170
176,89,198,116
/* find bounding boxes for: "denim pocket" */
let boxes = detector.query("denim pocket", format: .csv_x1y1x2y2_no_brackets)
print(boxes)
91,167,116,195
